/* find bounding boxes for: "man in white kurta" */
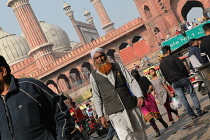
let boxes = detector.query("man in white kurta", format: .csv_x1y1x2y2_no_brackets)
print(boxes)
90,48,148,140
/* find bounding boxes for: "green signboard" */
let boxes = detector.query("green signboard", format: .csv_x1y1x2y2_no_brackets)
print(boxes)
162,21,210,51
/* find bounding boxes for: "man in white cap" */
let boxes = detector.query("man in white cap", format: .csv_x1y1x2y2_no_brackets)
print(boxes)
90,48,148,140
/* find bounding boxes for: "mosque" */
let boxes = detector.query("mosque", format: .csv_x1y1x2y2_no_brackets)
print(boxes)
1,0,210,101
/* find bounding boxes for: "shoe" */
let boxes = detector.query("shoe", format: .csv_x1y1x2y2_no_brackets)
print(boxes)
198,110,208,117
192,115,197,120
176,115,180,119
162,121,168,129
155,132,160,138
170,121,175,124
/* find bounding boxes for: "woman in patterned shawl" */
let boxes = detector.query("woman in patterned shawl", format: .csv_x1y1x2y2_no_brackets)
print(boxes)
131,69,168,138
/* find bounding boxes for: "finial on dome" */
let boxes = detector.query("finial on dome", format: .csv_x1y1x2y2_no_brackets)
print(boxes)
84,9,94,25
63,2,74,19
84,9,90,16
63,2,71,10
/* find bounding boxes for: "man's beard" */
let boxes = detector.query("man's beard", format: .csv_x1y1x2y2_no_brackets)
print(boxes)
95,60,112,75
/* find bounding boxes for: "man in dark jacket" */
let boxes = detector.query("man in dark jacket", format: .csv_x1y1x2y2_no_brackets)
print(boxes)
160,46,207,119
200,23,210,63
0,55,74,140
188,39,203,70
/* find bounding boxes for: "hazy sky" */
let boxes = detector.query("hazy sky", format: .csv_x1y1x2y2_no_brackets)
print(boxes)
0,0,203,42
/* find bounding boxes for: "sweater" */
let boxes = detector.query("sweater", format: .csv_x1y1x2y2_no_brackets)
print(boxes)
160,55,189,84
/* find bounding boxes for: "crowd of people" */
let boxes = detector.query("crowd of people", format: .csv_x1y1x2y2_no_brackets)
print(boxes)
134,55,151,70
176,15,210,36
0,22,210,140
87,22,210,140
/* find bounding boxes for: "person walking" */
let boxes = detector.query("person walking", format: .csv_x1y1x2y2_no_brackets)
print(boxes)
0,55,74,140
91,100,119,140
188,39,203,70
70,102,86,128
160,46,208,119
149,68,179,124
158,54,164,62
131,69,168,138
200,23,210,63
175,30,180,36
90,48,148,140
86,103,94,118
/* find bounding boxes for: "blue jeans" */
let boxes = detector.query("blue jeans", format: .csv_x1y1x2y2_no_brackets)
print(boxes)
172,78,201,117
106,121,118,140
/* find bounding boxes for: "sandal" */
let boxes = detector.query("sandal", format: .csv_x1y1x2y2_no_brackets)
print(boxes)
171,121,175,124
176,115,180,119
198,110,208,117
155,132,160,138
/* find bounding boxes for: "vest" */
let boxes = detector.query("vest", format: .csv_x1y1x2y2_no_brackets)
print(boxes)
92,63,137,115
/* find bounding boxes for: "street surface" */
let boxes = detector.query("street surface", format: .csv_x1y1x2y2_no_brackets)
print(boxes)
90,90,210,140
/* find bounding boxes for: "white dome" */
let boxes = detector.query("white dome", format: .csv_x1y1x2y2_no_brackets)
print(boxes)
39,21,72,51
0,29,30,65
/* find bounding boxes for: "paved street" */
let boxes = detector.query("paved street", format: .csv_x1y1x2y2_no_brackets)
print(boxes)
90,90,210,140
147,92,210,140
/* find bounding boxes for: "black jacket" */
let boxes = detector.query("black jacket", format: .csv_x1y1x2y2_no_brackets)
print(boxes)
200,35,210,63
0,76,74,140
200,35,210,58
188,45,203,64
160,55,189,84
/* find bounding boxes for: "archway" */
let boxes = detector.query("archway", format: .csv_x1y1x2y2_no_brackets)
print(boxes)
69,68,83,86
119,43,129,50
118,43,136,64
170,0,183,23
106,49,116,62
57,74,71,93
46,80,59,94
187,8,203,22
144,5,152,19
81,62,93,80
154,27,164,42
132,36,142,44
181,1,204,21
132,36,149,58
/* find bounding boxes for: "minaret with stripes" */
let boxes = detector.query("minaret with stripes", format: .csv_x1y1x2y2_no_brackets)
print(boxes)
7,0,55,68
89,0,115,33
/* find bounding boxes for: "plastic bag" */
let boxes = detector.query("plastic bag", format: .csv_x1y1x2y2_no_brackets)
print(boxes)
170,97,182,110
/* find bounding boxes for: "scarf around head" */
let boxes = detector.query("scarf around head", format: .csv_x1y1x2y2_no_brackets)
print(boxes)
90,48,105,59
131,69,151,96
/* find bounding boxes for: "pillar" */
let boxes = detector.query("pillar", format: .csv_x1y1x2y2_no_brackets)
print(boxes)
63,3,87,46
90,0,115,33
7,0,55,68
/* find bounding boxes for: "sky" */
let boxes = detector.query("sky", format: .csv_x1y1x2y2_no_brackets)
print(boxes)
0,0,203,42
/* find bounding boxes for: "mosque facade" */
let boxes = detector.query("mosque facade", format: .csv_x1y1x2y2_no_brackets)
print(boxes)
1,0,210,100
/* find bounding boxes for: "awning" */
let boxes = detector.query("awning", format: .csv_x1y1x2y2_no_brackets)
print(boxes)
143,66,155,74
162,21,210,51
74,89,92,104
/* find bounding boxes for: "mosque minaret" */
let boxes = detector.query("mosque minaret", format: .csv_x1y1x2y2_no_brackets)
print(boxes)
7,0,55,68
89,0,115,33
